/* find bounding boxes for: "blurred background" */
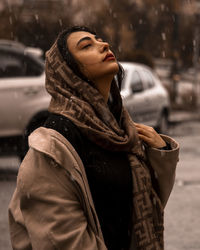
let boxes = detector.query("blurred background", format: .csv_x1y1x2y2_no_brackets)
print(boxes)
1,0,200,109
0,0,200,250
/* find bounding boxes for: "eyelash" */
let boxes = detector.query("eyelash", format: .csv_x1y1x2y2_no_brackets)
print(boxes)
83,44,91,49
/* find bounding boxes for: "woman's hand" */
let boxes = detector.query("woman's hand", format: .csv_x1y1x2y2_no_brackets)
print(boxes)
134,123,166,148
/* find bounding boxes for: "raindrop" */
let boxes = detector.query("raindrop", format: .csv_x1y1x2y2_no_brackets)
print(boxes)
162,51,166,58
177,179,184,187
113,13,117,18
58,18,63,27
193,40,196,46
160,4,165,11
9,16,13,25
161,33,166,41
160,151,166,157
27,193,30,199
70,175,75,181
34,14,39,23
50,159,58,168
14,14,18,21
129,23,133,30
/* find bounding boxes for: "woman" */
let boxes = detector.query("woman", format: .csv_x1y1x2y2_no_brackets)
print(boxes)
9,26,179,250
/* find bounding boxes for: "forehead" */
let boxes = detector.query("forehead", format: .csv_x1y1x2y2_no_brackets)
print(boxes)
67,31,95,49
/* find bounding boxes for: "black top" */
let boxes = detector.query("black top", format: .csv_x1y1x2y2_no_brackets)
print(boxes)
43,113,133,250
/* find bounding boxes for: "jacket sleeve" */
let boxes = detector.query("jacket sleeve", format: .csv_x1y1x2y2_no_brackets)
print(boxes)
146,134,179,208
9,148,107,250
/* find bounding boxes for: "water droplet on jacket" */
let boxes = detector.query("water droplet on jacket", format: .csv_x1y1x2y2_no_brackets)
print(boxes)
70,175,75,181
161,151,166,157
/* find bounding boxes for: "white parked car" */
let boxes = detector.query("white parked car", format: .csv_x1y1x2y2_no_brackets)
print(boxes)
120,62,170,133
0,40,50,158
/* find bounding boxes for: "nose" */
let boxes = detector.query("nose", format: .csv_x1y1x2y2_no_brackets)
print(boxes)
100,41,109,52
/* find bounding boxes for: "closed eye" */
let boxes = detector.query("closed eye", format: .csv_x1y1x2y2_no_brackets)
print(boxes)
82,44,91,49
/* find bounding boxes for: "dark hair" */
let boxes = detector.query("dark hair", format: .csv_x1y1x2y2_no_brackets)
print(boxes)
57,26,96,83
57,26,124,121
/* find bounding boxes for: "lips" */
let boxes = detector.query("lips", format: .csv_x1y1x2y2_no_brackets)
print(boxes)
103,52,115,61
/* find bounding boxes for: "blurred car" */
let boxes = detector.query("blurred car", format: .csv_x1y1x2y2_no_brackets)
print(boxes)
0,40,50,158
120,62,170,133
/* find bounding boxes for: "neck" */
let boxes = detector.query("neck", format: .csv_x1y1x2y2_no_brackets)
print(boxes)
93,75,113,103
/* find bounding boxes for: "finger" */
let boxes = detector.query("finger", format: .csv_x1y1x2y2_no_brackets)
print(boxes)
134,123,155,134
136,127,154,138
134,122,150,128
138,132,166,148
138,134,154,145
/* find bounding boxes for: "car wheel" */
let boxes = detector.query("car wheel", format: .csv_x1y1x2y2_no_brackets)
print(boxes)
19,118,47,161
156,112,168,134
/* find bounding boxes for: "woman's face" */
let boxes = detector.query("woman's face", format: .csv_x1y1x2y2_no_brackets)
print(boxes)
66,31,119,82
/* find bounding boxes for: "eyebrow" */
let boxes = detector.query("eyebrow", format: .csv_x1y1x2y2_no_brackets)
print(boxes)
76,36,92,47
76,35,101,47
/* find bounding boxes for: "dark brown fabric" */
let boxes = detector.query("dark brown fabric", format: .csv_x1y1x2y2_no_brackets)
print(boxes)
45,40,164,249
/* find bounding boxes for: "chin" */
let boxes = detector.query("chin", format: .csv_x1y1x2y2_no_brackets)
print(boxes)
107,61,119,75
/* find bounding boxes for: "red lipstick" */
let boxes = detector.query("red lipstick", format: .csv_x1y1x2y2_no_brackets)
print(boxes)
103,52,115,61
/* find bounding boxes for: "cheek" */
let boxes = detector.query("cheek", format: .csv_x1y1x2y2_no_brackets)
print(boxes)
78,55,101,78
75,53,119,80
74,53,98,73
79,53,100,66
80,64,99,80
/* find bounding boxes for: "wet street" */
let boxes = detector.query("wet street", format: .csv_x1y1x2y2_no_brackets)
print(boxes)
165,120,200,250
0,119,200,250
